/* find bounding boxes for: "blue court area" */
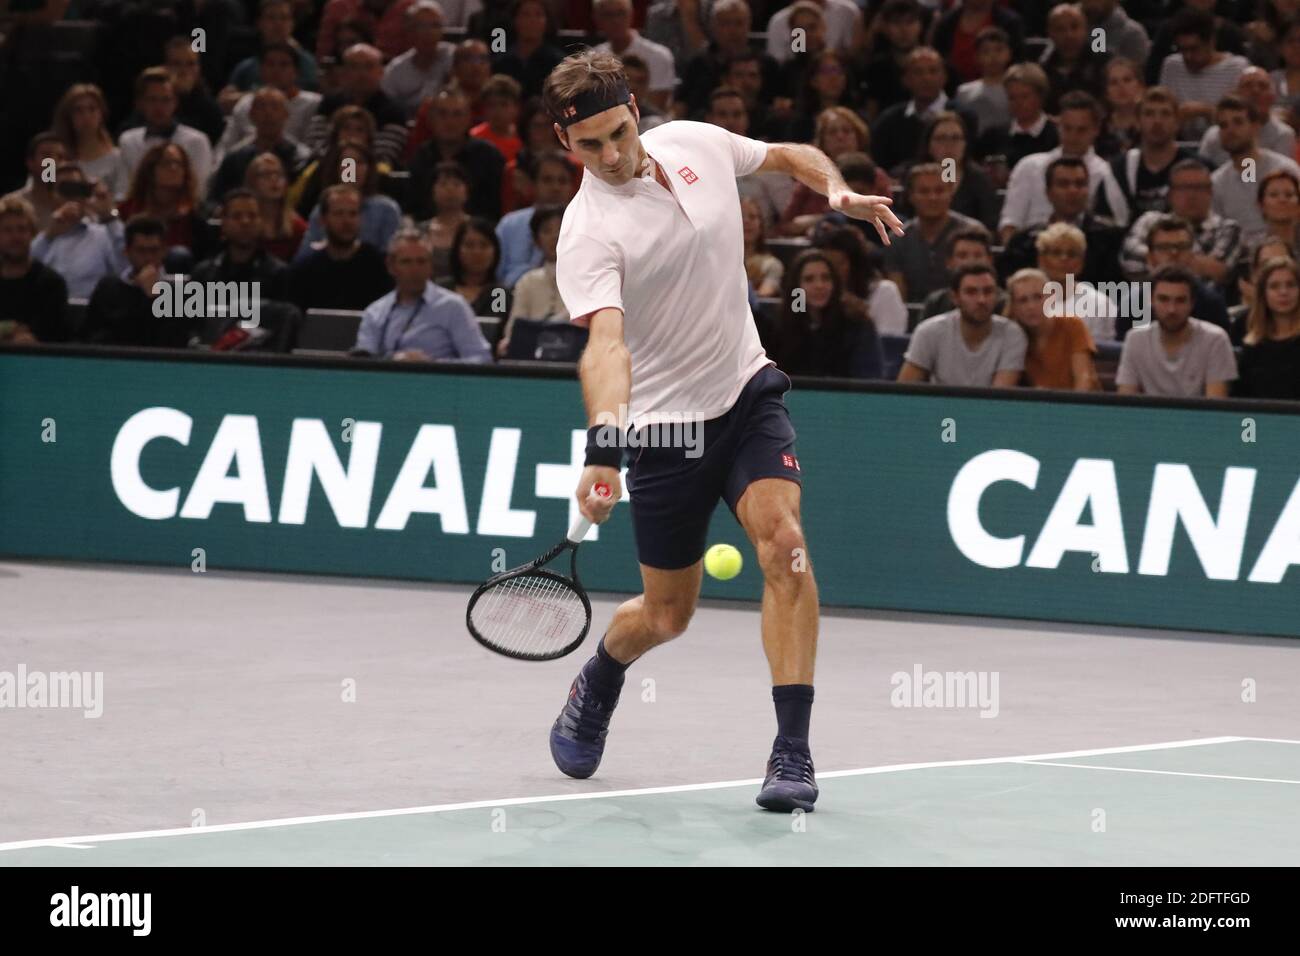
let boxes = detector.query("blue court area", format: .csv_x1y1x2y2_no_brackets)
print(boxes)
3,738,1297,866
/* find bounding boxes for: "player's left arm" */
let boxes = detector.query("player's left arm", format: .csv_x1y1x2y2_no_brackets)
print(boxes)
757,142,905,245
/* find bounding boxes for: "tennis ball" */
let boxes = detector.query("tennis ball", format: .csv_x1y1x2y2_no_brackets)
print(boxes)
705,543,743,580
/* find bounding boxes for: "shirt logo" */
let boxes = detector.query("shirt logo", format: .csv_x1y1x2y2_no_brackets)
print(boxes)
677,166,699,184
782,454,800,471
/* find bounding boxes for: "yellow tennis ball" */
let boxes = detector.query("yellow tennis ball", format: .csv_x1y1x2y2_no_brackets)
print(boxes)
705,543,743,580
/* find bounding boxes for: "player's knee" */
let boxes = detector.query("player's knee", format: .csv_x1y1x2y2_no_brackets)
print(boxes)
756,518,807,581
644,601,694,642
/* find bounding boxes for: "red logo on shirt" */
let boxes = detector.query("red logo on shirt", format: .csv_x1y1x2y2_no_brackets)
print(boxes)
677,166,699,184
782,454,800,471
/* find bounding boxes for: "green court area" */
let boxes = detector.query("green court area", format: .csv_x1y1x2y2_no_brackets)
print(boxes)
3,738,1296,866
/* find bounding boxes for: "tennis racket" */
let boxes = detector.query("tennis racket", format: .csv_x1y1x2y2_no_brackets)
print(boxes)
466,482,612,661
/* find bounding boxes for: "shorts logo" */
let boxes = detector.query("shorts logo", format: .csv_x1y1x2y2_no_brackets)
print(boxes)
677,166,699,184
782,454,800,471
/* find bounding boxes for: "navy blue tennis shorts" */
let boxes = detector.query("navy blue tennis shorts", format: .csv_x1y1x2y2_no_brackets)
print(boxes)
624,363,802,570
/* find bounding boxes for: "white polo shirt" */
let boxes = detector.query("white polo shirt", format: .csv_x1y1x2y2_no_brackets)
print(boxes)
556,120,773,428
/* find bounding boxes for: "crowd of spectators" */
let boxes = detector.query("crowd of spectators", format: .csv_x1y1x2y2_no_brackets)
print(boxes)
2,0,1300,400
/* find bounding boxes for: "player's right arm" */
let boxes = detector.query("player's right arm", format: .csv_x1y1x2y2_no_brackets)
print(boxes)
576,306,629,524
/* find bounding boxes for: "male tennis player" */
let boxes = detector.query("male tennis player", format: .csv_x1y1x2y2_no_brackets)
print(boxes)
545,50,903,812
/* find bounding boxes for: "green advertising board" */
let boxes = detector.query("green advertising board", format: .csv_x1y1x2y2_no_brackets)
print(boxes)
2,349,1298,638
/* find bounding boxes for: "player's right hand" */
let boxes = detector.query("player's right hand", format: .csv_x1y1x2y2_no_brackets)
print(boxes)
576,466,620,525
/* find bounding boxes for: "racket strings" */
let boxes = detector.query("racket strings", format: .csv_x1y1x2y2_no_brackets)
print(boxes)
471,572,586,657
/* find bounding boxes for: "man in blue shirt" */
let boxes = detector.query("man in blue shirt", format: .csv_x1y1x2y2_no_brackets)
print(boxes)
30,165,125,300
354,229,492,362
496,150,577,287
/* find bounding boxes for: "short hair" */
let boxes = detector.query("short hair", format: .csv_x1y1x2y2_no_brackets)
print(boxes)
408,1,445,20
221,187,259,209
1151,263,1198,294
26,129,63,160
1004,63,1049,99
1217,93,1262,124
1057,91,1104,125
1170,157,1211,180
320,183,362,215
1007,267,1049,291
1045,156,1088,189
164,35,198,58
836,150,876,184
429,162,467,189
708,85,745,112
906,161,946,188
124,214,166,246
946,225,992,258
1149,215,1193,241
903,46,943,71
1138,86,1179,114
481,73,523,103
542,49,629,126
387,227,430,256
950,262,997,292
975,26,1010,50
259,41,299,65
1172,7,1215,43
1035,221,1086,254
0,194,37,231
721,49,761,75
134,66,173,100
788,1,826,28
879,0,924,22
529,203,565,240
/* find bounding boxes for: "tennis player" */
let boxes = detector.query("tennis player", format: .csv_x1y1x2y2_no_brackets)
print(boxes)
545,50,904,812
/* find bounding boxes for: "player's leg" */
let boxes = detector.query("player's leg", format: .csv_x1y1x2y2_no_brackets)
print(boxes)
602,560,705,662
734,478,818,688
548,563,702,778
550,421,721,779
722,365,820,811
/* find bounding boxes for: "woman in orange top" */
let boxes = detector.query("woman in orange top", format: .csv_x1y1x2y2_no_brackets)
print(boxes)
1007,267,1099,390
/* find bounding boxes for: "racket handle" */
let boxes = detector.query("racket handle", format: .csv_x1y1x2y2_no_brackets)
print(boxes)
567,482,612,543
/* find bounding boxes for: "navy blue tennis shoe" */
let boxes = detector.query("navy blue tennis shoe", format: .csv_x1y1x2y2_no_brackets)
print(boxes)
756,735,819,812
549,661,622,779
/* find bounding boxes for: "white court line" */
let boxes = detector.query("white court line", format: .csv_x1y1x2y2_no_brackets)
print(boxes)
1231,736,1300,745
1015,760,1300,786
0,736,1247,853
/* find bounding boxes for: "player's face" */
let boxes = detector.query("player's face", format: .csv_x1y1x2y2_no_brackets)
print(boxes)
561,103,643,187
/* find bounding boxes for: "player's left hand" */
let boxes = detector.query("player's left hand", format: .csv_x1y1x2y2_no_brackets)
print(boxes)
829,189,906,246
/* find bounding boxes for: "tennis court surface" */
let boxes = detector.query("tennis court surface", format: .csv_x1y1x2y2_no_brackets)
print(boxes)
3,560,1298,866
